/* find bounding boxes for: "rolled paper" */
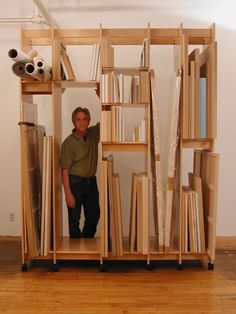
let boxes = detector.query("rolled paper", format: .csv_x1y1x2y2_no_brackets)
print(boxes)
36,59,52,73
27,49,39,61
8,49,29,62
25,63,44,81
12,60,35,81
37,68,51,81
33,54,43,63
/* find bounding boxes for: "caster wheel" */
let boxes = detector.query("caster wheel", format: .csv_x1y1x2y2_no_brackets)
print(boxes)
177,264,183,271
208,262,214,270
99,264,106,272
146,263,154,271
52,263,59,272
21,263,28,272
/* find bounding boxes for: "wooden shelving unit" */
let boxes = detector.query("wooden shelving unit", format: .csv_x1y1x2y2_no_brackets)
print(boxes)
19,24,218,271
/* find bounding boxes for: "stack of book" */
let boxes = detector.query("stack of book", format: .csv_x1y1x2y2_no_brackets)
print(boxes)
181,172,205,253
100,156,123,256
101,71,149,104
129,173,149,254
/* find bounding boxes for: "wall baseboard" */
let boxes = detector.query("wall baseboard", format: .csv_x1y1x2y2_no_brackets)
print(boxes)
216,236,236,250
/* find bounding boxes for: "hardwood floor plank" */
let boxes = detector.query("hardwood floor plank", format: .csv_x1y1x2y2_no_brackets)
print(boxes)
0,237,236,313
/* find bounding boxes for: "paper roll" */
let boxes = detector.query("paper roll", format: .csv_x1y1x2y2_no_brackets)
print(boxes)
12,61,35,81
25,63,44,81
27,49,39,61
8,49,29,62
36,60,52,73
37,68,51,81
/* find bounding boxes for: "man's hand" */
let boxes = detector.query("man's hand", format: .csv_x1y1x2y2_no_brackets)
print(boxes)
66,193,76,208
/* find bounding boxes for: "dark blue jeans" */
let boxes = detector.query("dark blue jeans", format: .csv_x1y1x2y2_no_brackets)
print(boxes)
68,175,100,238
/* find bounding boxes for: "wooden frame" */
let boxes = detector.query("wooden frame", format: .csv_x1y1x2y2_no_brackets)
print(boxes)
19,24,218,270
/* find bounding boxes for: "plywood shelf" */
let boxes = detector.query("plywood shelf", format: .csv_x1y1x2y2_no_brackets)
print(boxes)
56,237,100,254
102,102,148,107
57,80,99,88
102,67,148,74
182,139,214,149
21,81,52,95
102,141,148,152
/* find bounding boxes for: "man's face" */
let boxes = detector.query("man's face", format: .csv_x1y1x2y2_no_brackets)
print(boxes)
73,111,90,135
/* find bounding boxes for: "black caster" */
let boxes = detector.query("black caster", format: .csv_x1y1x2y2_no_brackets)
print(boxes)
146,263,154,271
21,263,28,272
208,262,214,270
52,263,59,272
99,264,106,272
177,263,183,271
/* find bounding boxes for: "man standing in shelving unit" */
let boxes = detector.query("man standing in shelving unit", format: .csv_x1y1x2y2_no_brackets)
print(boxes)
61,107,100,238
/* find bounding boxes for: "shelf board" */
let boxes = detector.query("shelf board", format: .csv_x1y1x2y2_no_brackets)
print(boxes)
181,252,208,260
57,237,100,254
102,102,148,107
182,138,214,149
21,81,52,95
102,141,148,152
102,67,148,74
57,80,99,88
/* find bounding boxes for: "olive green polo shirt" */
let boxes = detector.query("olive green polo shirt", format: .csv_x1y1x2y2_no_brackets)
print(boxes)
61,123,100,177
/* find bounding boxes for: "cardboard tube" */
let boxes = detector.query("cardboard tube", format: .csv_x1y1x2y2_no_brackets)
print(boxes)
12,61,35,81
36,60,51,73
25,63,44,81
8,49,29,62
27,49,39,61
37,68,51,81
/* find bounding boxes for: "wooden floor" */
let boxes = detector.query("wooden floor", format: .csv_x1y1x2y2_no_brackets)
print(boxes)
0,237,236,313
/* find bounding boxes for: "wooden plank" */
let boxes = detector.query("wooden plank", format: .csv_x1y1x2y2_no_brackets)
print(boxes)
141,175,149,255
52,37,61,81
136,176,143,253
188,173,206,253
44,136,52,256
129,173,138,252
61,49,76,80
54,29,100,38
99,160,106,257
52,82,62,263
181,33,189,139
193,150,219,262
61,38,100,45
58,80,99,88
22,82,52,95
113,174,123,256
149,70,164,251
100,36,114,67
107,156,117,255
40,137,47,255
102,142,148,152
20,125,45,257
164,70,182,249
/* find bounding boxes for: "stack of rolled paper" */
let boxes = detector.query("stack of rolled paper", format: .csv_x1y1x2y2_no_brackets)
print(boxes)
8,48,52,81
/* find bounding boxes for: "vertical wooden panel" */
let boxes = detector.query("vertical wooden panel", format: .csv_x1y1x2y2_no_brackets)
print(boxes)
52,82,62,263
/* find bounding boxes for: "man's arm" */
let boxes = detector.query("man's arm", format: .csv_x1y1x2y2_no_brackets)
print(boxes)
62,168,76,208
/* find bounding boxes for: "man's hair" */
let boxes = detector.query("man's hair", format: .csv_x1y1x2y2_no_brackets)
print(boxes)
71,107,91,122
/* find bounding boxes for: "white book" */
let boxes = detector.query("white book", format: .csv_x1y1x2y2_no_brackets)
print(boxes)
119,74,124,103
139,119,146,142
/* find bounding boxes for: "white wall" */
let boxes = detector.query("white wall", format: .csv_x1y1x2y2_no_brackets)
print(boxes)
0,0,235,236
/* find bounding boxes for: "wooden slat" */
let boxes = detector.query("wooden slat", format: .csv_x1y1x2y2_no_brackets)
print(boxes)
21,82,52,95
102,142,148,152
52,82,62,263
54,29,100,38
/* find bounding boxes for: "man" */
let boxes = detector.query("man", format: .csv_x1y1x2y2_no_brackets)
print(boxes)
61,107,100,238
